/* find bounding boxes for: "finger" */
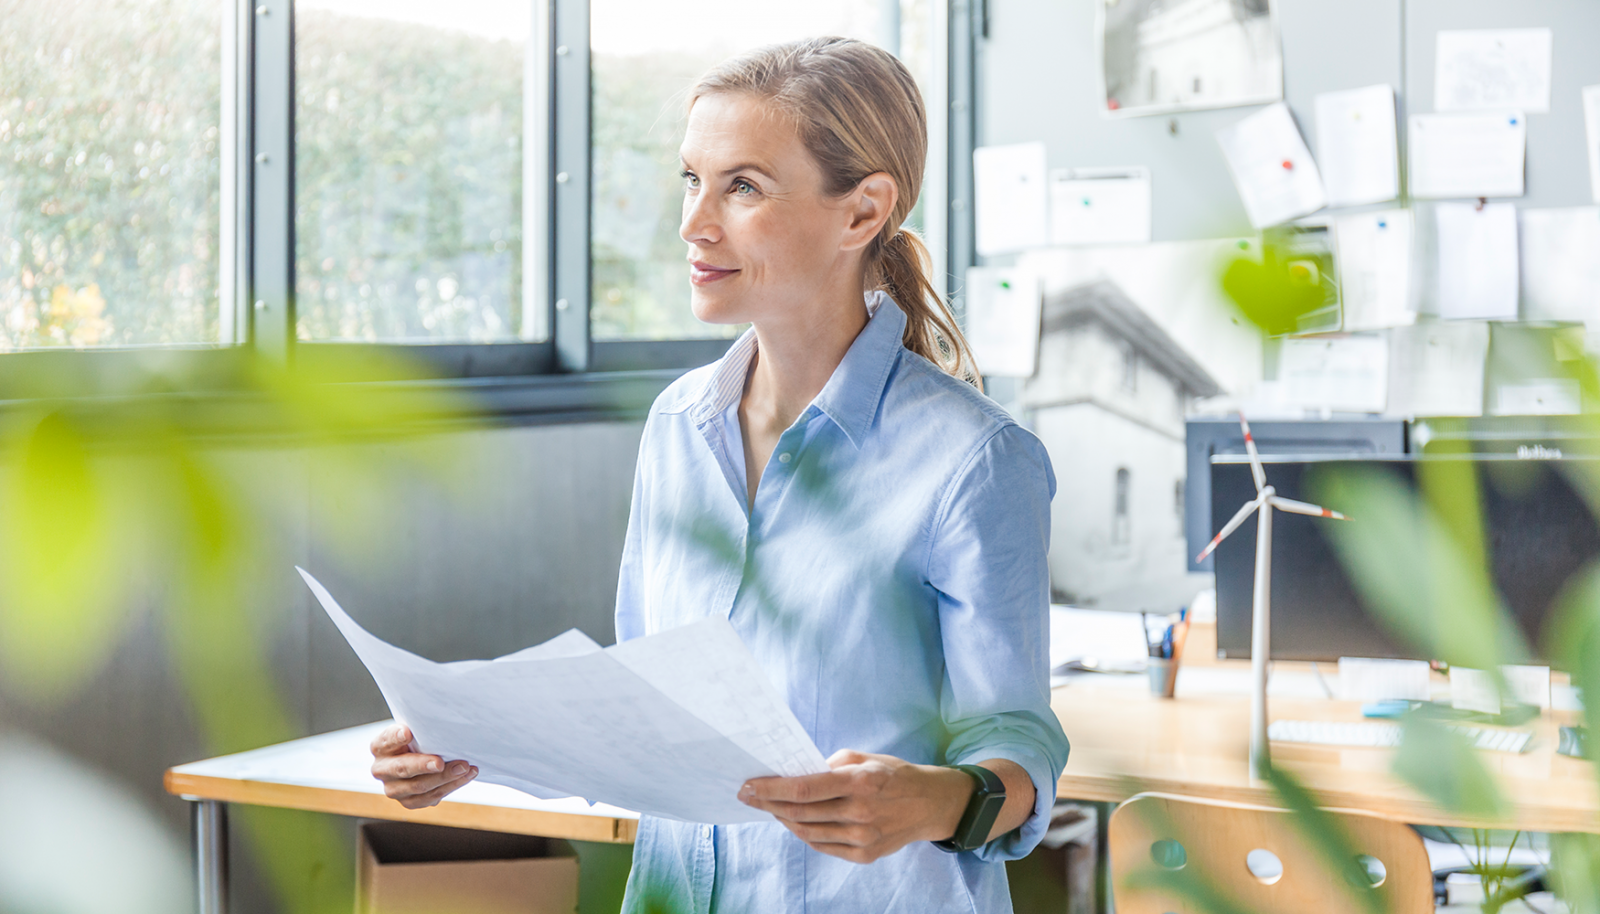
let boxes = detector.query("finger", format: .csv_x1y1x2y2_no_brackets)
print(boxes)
740,771,854,805
775,816,876,849
826,748,871,769
397,767,478,809
373,753,463,784
742,796,864,824
385,763,476,801
370,724,413,757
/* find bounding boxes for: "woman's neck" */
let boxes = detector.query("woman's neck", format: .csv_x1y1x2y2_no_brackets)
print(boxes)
744,291,869,433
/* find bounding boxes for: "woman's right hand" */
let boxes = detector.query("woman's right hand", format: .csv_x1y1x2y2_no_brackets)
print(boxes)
370,723,478,809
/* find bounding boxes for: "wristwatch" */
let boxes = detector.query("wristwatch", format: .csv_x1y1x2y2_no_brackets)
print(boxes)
932,764,1007,852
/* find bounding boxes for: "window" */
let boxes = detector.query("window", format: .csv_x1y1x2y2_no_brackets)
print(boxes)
1121,345,1138,393
588,0,939,342
294,0,539,344
1,0,227,350
0,0,960,404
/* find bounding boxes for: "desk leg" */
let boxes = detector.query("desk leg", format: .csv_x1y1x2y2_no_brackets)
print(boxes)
192,799,230,914
1095,801,1111,914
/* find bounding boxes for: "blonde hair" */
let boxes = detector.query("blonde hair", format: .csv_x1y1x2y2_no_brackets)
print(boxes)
691,37,979,384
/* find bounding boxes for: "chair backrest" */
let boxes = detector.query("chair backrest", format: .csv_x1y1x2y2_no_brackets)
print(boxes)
1108,792,1433,914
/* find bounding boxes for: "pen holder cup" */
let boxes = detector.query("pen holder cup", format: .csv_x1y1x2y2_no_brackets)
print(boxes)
1147,658,1178,699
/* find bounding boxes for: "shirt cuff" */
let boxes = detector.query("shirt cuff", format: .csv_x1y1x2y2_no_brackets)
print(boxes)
953,743,1058,862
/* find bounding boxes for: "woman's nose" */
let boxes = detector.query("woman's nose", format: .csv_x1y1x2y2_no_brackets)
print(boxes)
680,193,721,246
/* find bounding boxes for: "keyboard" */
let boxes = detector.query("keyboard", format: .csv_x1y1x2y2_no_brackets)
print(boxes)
1269,719,1532,754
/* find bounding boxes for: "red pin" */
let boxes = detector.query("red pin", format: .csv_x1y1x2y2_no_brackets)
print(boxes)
1281,159,1294,170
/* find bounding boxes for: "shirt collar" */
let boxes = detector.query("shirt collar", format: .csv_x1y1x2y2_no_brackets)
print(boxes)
690,291,905,449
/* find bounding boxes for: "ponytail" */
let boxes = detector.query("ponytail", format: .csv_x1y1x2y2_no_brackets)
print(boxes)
873,228,979,386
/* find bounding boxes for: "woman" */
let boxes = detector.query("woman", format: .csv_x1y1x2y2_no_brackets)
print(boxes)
371,37,1069,912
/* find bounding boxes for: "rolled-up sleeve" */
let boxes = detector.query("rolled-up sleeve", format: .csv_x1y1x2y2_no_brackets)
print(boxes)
926,423,1070,862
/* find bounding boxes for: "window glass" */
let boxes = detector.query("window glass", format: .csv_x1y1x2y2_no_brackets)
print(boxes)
0,0,224,350
590,0,925,341
294,0,540,343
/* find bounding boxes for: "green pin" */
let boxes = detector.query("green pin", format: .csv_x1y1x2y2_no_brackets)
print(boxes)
1000,281,1011,289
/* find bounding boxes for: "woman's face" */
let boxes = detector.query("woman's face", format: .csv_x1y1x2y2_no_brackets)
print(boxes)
678,92,879,328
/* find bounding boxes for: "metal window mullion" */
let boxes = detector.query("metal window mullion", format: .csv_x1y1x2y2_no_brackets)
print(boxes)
551,0,591,372
220,0,252,345
946,0,977,316
249,0,294,362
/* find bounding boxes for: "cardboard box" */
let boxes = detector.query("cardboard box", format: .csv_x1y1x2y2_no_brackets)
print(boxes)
356,821,579,914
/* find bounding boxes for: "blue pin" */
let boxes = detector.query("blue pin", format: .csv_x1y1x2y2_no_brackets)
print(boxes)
1377,220,1388,229
1510,116,1519,126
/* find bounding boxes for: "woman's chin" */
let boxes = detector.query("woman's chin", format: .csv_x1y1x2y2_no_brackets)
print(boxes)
690,293,749,328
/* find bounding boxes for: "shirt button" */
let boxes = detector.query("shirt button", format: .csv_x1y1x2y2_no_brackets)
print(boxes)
703,825,714,839
778,452,792,464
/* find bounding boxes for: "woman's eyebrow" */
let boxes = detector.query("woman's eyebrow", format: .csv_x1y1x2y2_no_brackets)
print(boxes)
678,155,778,183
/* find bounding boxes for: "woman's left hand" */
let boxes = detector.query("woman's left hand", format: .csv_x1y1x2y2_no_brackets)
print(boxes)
737,749,980,863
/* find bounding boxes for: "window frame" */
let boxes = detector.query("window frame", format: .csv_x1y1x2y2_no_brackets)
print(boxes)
5,0,973,419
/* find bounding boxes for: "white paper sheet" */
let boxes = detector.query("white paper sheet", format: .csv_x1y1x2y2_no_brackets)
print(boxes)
1216,102,1327,228
1335,209,1415,331
1278,335,1389,414
1492,379,1582,417
1585,86,1600,205
1409,113,1527,199
298,568,828,824
1436,201,1520,320
964,266,1042,377
1338,657,1431,702
1435,29,1552,113
1519,207,1600,324
1047,606,1148,680
1314,85,1399,208
974,142,1048,256
1449,667,1502,714
1047,166,1151,246
1386,321,1489,418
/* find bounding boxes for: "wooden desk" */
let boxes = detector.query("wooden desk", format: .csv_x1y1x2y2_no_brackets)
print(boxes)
168,666,1599,913
1050,665,1600,834
165,721,638,914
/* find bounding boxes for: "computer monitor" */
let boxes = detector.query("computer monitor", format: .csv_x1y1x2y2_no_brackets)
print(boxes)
1185,418,1407,572
1211,454,1600,664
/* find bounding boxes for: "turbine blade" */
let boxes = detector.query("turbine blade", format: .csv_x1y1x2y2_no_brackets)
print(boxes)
1270,496,1350,521
1196,496,1264,563
1239,413,1267,493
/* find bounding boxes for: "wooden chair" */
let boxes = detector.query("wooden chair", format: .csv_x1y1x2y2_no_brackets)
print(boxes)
1109,793,1434,914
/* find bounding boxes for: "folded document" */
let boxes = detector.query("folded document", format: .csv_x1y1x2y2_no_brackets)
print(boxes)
298,567,829,824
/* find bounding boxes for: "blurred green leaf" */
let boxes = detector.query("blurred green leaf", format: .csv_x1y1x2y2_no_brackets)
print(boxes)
1264,766,1387,914
1218,242,1327,337
1391,714,1508,822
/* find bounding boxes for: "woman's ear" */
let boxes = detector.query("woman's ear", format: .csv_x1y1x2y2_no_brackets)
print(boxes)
842,172,899,252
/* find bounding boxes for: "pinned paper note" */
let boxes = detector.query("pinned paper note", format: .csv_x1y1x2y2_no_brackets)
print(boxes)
974,142,1048,256
1335,210,1415,331
1278,335,1389,414
1585,86,1600,205
964,266,1042,378
1386,322,1489,418
1314,85,1399,208
1492,379,1581,416
1216,102,1327,228
1520,207,1600,324
1450,665,1551,715
1047,166,1151,246
1436,201,1520,321
1409,113,1526,199
1435,29,1552,113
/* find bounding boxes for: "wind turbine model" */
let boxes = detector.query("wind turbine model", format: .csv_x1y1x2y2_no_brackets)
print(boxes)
1196,414,1350,780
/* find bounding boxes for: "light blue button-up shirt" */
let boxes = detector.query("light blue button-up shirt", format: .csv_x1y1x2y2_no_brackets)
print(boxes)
615,292,1070,914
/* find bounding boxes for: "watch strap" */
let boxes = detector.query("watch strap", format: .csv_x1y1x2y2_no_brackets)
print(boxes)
932,764,1007,852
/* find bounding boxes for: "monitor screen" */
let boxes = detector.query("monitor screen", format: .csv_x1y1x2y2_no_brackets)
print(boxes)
1212,455,1600,664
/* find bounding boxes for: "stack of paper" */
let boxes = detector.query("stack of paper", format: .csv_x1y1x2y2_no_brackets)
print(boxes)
1216,102,1327,228
298,568,829,824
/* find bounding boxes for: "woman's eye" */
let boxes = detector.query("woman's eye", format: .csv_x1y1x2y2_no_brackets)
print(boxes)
681,171,699,190
732,179,755,196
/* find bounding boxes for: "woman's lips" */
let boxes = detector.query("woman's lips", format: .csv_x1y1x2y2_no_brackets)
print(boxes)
690,261,739,285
